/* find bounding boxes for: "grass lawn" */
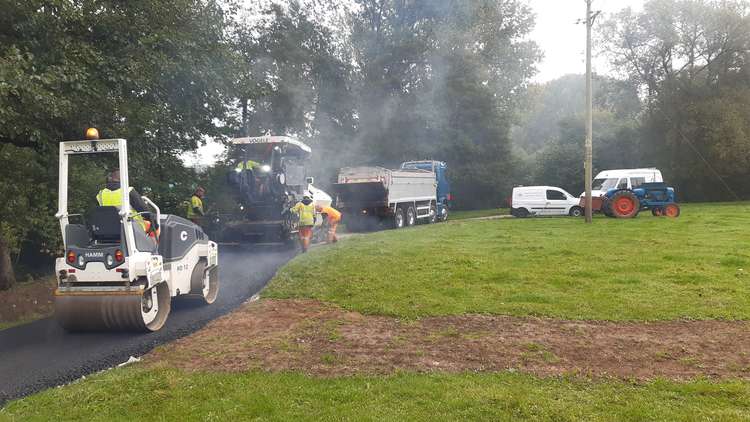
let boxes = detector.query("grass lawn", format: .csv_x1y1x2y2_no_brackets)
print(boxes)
267,202,750,320
3,367,749,421
451,208,509,220
4,202,750,420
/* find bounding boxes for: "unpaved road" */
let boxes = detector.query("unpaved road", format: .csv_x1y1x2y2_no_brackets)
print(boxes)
0,248,293,405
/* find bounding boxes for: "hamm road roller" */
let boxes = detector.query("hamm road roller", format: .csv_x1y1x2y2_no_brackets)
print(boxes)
54,135,219,331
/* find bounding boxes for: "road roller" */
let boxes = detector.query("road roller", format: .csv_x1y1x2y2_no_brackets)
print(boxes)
53,135,219,332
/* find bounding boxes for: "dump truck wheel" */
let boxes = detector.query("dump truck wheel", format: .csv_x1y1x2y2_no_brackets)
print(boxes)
428,204,437,223
664,203,680,218
439,205,449,221
609,191,640,218
405,206,416,226
393,207,405,229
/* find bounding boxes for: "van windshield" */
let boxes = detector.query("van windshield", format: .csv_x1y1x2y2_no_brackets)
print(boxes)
592,178,618,191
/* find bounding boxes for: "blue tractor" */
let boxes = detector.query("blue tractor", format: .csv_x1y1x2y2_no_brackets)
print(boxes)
601,182,681,218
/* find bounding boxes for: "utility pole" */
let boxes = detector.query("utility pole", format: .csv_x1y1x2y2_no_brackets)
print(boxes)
583,0,594,223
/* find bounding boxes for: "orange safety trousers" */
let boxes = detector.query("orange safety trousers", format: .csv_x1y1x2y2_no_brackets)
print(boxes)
298,226,313,251
327,221,339,243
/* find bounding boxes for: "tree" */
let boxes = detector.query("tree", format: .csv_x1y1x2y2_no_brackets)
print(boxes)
533,111,642,195
511,73,643,194
229,1,357,187
351,0,540,208
513,74,641,152
0,0,235,289
600,0,750,200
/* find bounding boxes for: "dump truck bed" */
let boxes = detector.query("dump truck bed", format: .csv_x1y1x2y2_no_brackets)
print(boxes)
335,166,436,208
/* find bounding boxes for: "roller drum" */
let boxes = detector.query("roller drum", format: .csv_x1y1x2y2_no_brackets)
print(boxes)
55,283,171,332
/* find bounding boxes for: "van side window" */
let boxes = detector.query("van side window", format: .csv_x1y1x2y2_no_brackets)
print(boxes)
632,177,646,188
546,190,566,200
617,178,628,189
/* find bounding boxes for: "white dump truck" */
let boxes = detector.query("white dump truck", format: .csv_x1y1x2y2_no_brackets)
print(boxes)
334,165,440,231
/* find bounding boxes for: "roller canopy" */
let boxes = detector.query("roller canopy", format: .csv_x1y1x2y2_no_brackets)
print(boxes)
231,136,312,159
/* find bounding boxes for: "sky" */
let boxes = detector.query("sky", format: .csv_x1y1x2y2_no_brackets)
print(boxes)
529,0,644,82
185,0,647,166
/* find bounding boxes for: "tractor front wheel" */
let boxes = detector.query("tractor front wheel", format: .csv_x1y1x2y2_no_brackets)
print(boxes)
664,203,680,218
609,191,640,218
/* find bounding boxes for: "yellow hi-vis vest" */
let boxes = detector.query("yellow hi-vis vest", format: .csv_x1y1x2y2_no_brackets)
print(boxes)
186,195,203,219
236,160,260,170
96,187,146,229
292,202,315,226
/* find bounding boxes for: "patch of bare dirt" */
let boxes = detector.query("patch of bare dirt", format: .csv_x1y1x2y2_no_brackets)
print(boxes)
148,299,750,380
0,278,55,328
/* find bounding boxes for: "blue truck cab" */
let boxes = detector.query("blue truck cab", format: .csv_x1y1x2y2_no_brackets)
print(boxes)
400,160,452,221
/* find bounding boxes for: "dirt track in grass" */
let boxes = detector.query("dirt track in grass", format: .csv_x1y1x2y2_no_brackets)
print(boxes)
147,299,750,380
0,278,55,329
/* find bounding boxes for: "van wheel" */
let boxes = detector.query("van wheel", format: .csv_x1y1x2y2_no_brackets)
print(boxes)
569,206,583,217
393,207,405,229
515,208,529,218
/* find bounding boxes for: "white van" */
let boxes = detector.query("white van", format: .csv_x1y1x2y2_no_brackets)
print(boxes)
511,186,582,217
582,168,663,199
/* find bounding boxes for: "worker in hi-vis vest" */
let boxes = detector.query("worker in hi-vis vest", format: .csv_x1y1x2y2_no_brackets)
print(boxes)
315,204,341,243
186,187,206,224
236,160,260,171
96,169,154,233
291,194,316,252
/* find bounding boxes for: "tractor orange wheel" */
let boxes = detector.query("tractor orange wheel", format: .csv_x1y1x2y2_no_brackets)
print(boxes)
664,204,680,218
614,196,636,216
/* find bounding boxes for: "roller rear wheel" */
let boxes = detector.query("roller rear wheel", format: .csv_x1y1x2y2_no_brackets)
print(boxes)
190,261,220,305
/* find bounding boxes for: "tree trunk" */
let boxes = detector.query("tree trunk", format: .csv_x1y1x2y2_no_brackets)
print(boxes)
0,235,16,290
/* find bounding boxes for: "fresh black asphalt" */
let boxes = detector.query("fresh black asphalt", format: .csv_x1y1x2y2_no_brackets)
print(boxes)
0,248,294,406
